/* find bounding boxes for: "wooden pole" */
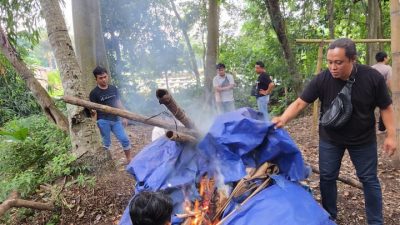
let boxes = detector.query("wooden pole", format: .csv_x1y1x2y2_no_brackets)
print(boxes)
165,130,197,143
62,96,197,136
312,44,324,136
156,89,197,130
309,164,363,190
390,0,400,166
296,39,391,44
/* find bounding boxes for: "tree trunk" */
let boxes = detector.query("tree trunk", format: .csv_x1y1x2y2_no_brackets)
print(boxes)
170,0,201,87
390,0,400,166
264,0,302,95
0,25,69,132
367,0,383,65
72,0,110,92
204,0,219,108
327,0,335,39
39,0,103,159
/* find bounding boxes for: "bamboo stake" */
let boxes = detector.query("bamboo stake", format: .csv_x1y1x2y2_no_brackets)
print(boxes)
390,0,400,166
312,44,324,136
296,39,391,44
62,96,197,136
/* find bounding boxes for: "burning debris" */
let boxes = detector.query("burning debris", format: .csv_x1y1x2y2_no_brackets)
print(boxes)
62,91,334,225
119,104,334,224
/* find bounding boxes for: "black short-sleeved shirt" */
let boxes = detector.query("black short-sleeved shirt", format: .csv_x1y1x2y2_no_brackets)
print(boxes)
300,64,392,146
256,72,272,97
89,85,121,121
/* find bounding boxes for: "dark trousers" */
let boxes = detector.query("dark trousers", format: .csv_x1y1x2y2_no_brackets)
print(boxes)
319,140,383,225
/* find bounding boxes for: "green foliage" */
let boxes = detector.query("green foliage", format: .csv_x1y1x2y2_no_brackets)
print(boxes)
0,55,41,125
0,0,41,49
0,115,73,201
47,70,64,96
0,127,28,141
75,174,96,188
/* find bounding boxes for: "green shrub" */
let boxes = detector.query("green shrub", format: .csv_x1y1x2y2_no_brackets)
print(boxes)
0,56,41,125
0,115,73,201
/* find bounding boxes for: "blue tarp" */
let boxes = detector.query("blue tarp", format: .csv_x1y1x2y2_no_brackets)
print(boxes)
220,175,335,225
119,107,335,225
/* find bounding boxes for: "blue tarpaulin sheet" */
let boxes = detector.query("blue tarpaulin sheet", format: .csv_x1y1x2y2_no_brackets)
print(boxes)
119,107,335,225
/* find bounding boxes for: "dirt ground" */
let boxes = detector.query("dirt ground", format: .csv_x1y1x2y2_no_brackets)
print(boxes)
7,116,400,225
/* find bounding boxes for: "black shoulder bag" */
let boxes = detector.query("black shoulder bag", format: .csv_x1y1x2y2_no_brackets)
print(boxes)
320,67,357,129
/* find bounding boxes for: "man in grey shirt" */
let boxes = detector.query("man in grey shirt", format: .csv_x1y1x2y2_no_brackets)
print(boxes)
372,51,392,91
372,51,392,132
213,63,235,113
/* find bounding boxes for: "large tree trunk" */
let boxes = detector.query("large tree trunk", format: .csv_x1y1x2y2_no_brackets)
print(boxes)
366,0,383,65
0,25,69,132
170,0,201,87
390,0,400,166
327,0,335,39
264,0,302,95
204,0,219,108
72,0,109,92
39,0,103,160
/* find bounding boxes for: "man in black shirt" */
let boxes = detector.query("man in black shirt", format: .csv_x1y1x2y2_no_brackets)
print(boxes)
89,66,131,163
254,61,275,121
272,38,396,224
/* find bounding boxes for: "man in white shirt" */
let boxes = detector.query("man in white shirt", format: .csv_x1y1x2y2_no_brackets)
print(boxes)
213,63,235,114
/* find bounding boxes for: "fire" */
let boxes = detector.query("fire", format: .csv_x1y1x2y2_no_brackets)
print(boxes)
179,176,220,225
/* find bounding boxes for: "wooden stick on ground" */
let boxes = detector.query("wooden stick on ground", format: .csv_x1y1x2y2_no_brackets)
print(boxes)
309,164,363,190
0,191,54,217
62,95,198,136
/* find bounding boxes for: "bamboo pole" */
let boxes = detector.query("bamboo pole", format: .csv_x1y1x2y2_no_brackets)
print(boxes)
62,96,197,136
390,0,400,166
312,44,324,136
165,131,197,143
296,39,391,44
156,89,197,130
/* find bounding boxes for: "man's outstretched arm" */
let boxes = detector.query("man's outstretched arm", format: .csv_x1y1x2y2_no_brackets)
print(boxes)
271,98,309,128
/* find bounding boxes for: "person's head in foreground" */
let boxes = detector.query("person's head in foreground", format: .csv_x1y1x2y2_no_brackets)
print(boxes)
129,191,173,225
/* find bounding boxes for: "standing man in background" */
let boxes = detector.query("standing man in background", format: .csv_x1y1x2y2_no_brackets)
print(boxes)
372,51,392,133
213,63,235,114
254,61,275,121
89,66,132,164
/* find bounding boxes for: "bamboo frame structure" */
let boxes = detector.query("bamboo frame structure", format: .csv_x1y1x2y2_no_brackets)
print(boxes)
296,39,391,43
